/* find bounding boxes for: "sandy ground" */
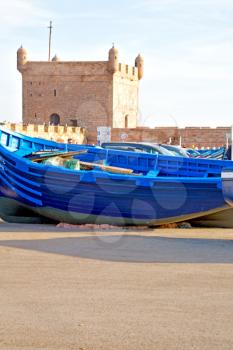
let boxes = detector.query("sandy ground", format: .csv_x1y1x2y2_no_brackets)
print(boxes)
0,223,233,349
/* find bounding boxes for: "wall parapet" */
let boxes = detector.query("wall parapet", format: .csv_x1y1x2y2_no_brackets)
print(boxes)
110,127,231,148
4,123,87,144
118,63,138,80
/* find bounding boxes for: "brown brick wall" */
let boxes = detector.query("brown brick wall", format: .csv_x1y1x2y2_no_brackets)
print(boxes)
110,127,230,148
21,62,113,129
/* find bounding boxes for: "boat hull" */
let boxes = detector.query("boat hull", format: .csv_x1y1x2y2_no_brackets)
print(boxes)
0,194,229,226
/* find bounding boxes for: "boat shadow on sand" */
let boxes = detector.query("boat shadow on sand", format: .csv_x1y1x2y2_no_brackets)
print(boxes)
0,224,233,263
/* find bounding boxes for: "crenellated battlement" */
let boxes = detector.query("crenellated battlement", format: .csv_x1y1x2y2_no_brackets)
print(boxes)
4,123,87,144
17,45,143,81
117,63,138,80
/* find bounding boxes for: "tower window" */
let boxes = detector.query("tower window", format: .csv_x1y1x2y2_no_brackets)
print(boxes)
125,115,128,128
50,113,60,125
70,119,78,127
54,89,56,97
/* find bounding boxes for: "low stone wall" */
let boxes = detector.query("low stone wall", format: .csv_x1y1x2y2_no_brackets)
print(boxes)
110,127,230,148
4,123,87,144
2,123,231,148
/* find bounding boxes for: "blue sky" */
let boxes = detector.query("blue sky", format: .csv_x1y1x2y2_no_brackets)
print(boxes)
0,0,233,127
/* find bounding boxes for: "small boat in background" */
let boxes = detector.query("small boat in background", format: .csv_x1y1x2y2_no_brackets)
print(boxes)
187,147,226,160
0,126,232,226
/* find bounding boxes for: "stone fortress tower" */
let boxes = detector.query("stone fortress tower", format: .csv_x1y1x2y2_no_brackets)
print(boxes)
17,45,144,139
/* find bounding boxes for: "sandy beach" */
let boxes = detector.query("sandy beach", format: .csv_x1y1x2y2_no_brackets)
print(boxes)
0,222,233,349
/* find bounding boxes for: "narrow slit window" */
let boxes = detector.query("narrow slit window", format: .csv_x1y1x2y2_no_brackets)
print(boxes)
54,89,56,97
125,115,128,128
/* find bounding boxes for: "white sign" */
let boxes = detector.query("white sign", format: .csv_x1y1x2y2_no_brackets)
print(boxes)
97,127,111,145
120,133,128,141
231,126,233,161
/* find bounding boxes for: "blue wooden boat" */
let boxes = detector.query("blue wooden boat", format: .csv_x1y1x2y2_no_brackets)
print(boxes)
0,127,233,226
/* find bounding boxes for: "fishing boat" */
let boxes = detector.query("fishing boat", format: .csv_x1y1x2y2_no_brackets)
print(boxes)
188,147,226,160
0,126,233,226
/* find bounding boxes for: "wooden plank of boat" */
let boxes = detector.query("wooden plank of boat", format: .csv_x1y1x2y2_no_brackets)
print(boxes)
79,161,133,174
31,150,87,162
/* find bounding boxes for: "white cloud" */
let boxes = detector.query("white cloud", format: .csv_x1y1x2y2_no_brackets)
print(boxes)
0,0,52,28
133,0,233,9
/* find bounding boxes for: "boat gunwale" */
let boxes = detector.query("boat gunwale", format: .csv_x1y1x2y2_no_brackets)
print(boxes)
0,144,224,186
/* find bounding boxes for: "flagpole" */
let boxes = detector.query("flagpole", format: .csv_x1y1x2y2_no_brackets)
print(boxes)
48,21,52,61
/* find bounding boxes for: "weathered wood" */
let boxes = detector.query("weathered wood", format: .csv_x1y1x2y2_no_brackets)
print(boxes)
31,150,87,162
80,161,133,174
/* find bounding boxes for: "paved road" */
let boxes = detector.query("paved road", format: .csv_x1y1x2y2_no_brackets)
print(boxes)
0,223,233,349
